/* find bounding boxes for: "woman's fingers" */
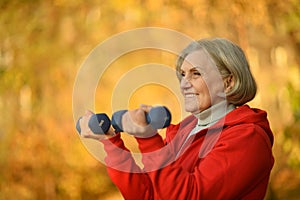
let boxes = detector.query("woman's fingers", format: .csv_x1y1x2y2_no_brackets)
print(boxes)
140,104,152,112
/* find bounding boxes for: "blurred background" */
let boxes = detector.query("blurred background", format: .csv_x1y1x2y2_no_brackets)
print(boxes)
1,0,300,199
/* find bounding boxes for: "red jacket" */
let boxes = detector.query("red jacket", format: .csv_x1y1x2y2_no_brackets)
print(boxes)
101,105,274,200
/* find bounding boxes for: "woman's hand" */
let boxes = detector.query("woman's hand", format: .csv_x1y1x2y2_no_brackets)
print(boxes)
79,110,116,140
121,105,157,138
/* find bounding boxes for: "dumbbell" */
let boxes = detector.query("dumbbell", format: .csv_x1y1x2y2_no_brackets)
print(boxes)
111,106,171,132
76,113,111,134
76,106,172,134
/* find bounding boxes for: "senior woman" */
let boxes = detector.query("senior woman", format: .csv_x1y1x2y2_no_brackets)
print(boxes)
79,38,274,200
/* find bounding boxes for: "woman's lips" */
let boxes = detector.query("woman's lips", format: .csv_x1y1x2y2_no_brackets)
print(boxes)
184,93,199,98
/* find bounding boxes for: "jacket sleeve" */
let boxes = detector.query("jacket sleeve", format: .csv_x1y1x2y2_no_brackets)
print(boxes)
100,134,154,200
135,124,274,200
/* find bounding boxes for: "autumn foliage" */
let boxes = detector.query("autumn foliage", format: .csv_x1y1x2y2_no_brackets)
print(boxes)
0,0,300,199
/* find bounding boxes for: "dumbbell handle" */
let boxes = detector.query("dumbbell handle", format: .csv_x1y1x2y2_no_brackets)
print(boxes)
111,106,171,132
76,113,111,134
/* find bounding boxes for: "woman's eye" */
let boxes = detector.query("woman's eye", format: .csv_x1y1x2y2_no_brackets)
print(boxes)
192,71,201,77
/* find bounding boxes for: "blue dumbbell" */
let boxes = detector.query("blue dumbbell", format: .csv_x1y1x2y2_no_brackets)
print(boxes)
111,106,171,132
76,113,111,134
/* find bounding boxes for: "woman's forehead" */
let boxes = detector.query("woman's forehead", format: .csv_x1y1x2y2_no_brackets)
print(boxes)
181,49,215,69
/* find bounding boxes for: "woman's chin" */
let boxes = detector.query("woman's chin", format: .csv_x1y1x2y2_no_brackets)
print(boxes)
184,105,199,114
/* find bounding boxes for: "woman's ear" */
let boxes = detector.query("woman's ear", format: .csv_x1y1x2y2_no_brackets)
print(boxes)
224,74,235,93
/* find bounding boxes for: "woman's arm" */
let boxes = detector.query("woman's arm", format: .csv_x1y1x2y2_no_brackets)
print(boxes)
79,110,154,200
100,134,154,200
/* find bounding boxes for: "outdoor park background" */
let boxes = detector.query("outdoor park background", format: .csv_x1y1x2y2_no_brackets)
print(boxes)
1,0,300,199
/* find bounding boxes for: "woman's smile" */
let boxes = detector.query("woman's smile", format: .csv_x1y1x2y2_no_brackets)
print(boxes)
184,92,199,98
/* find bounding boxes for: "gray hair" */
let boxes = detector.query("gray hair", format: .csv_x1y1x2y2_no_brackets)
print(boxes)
176,38,257,106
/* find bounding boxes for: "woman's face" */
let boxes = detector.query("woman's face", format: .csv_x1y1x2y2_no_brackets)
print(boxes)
179,49,225,114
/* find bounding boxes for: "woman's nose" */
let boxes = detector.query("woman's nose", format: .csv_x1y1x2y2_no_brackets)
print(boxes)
180,77,192,89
